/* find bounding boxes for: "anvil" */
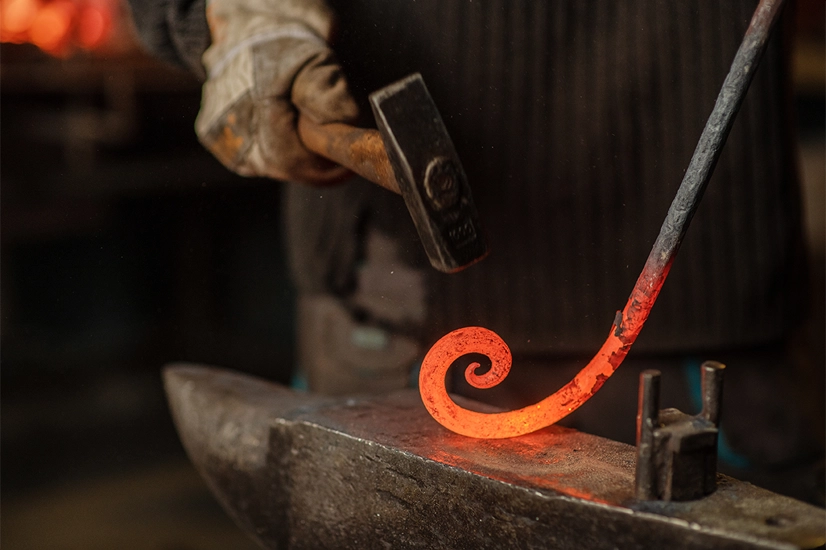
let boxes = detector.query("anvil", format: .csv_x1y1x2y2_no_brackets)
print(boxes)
164,364,825,550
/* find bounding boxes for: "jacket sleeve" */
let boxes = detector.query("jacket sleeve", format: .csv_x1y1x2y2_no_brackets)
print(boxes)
126,0,210,80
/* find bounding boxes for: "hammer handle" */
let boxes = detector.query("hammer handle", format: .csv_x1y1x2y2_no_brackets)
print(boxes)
297,116,401,194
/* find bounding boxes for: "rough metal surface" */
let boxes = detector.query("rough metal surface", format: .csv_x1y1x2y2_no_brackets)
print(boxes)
164,364,826,550
636,363,724,501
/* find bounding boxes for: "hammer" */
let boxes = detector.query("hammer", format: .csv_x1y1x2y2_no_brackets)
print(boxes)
297,73,488,274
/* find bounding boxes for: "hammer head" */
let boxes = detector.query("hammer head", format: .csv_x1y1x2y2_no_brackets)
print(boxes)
370,74,488,273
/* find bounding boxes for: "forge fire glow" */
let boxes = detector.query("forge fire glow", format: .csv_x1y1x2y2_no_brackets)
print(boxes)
0,0,114,55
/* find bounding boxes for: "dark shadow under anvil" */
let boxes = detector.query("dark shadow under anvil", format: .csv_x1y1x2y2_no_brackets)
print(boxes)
164,364,825,550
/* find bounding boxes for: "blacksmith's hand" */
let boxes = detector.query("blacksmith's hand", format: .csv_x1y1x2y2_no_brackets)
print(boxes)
195,0,358,185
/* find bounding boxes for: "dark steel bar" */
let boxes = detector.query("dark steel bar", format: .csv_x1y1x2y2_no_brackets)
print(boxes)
700,361,726,425
421,0,788,436
636,370,661,500
616,0,787,339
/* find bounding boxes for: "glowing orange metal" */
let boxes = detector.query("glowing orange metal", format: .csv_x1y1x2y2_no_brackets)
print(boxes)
419,259,670,439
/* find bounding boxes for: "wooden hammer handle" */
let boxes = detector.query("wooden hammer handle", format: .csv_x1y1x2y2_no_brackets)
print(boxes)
297,116,401,194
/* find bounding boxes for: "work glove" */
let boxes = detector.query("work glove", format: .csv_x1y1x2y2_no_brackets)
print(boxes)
195,0,358,184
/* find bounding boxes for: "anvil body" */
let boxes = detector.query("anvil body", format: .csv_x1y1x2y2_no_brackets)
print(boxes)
165,364,825,550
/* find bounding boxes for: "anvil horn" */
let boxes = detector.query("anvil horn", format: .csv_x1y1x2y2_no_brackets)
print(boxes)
163,364,332,548
164,364,825,550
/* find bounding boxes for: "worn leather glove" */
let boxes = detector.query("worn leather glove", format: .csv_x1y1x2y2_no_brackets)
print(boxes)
195,0,358,184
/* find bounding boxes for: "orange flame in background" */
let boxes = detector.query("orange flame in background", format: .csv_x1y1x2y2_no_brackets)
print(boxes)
1,0,114,55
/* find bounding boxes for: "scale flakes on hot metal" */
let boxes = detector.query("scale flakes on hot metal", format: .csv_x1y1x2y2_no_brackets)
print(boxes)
418,298,648,440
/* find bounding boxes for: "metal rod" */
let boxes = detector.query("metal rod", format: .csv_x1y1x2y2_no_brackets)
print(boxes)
636,370,661,500
616,0,786,339
417,0,789,439
700,361,726,425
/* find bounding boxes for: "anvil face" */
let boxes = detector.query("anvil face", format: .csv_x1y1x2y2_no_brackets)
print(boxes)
164,365,825,550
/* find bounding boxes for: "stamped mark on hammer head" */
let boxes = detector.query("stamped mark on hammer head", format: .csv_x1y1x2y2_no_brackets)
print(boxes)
370,74,489,273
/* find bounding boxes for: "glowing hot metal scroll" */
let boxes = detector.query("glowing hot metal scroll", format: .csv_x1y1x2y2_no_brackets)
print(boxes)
418,0,784,439
419,271,665,439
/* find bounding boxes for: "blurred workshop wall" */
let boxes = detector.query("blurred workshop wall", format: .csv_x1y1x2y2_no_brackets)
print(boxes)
1,0,291,548
791,0,825,449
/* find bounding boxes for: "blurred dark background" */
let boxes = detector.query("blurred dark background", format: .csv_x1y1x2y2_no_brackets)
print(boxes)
2,1,287,547
0,1,823,548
